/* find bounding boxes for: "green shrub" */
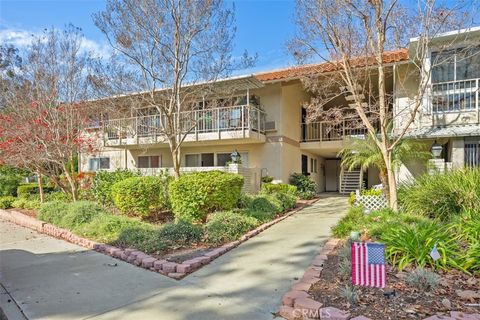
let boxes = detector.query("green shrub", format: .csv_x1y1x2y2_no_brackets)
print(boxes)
288,173,316,199
249,195,282,213
379,220,460,270
61,201,107,229
44,191,71,202
206,211,260,245
17,183,54,198
261,183,297,196
38,201,70,225
169,171,244,223
158,221,203,249
112,175,170,218
0,166,27,196
11,197,41,210
91,169,141,205
399,168,480,221
0,196,15,209
115,225,165,254
76,214,148,243
244,209,276,222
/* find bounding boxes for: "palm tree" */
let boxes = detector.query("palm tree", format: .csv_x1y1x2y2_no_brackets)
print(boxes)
338,135,431,206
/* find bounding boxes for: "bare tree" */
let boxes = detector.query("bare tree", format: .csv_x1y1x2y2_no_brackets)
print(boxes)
0,25,98,201
291,0,477,210
93,0,253,178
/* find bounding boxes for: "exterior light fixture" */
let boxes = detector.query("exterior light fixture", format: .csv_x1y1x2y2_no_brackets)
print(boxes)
230,150,241,164
431,141,443,159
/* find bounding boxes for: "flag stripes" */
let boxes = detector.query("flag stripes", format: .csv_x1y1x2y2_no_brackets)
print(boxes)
351,242,386,288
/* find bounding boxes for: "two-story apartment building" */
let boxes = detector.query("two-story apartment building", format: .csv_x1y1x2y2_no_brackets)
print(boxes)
80,27,480,194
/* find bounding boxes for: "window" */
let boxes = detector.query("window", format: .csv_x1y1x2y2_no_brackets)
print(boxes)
138,156,160,168
431,47,480,83
313,159,318,173
431,46,480,113
217,153,231,166
88,157,110,171
185,153,214,167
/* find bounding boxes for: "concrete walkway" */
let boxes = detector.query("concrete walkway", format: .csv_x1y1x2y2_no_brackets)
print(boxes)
0,195,347,320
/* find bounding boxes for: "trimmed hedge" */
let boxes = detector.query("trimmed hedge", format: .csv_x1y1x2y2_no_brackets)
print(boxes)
90,169,141,205
17,183,54,198
168,171,244,223
205,211,259,244
38,201,71,226
111,176,170,218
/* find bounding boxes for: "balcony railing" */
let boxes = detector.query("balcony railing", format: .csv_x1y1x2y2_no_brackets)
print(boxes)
104,104,266,143
431,78,479,113
301,120,374,142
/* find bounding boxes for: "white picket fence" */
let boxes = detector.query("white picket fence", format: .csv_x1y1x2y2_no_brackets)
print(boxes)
354,190,388,213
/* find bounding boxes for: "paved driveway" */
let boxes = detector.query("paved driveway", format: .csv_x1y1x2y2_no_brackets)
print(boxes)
0,195,347,320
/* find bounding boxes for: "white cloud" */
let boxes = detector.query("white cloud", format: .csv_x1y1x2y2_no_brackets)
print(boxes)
0,27,112,59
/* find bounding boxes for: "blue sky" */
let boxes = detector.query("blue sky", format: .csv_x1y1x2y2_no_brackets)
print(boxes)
0,0,298,74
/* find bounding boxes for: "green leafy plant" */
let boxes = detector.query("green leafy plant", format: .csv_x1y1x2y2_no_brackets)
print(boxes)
0,196,16,209
77,214,149,243
0,166,28,196
11,197,41,210
288,173,316,199
261,175,273,183
331,206,366,237
60,201,108,229
90,169,141,205
450,210,480,273
115,225,164,254
168,171,244,223
206,211,260,244
112,175,171,218
158,221,203,249
379,220,460,270
406,268,440,291
398,168,480,221
261,183,297,196
38,201,71,225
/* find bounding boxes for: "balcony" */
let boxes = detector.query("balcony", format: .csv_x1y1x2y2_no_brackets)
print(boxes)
301,119,372,142
103,104,266,147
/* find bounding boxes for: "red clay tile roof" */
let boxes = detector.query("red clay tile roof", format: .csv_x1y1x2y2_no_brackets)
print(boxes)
254,48,409,82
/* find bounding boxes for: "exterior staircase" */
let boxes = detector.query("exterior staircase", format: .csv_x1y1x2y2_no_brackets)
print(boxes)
339,168,363,194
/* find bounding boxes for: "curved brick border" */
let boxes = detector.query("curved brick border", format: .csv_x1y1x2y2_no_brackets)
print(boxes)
278,239,480,320
0,198,318,280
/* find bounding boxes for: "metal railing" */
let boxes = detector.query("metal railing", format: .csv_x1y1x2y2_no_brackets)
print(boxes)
431,78,479,113
103,104,266,143
301,120,375,142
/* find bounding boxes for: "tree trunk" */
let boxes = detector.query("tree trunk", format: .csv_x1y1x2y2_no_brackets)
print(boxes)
379,169,390,203
383,153,398,211
62,165,78,201
37,171,45,203
170,143,181,179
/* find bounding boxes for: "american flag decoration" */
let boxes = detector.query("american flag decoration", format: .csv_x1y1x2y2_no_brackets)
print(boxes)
351,242,386,288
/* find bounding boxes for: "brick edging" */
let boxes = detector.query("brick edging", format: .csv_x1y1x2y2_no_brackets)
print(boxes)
278,239,480,320
0,200,315,280
279,238,354,320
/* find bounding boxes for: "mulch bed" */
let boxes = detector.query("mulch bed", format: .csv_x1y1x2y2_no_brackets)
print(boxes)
309,242,480,319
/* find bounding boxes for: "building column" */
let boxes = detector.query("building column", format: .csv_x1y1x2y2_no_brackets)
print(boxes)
451,138,465,169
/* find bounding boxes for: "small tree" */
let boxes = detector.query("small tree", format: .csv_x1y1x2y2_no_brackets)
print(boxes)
0,26,98,201
291,0,475,209
339,136,431,200
93,0,253,178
